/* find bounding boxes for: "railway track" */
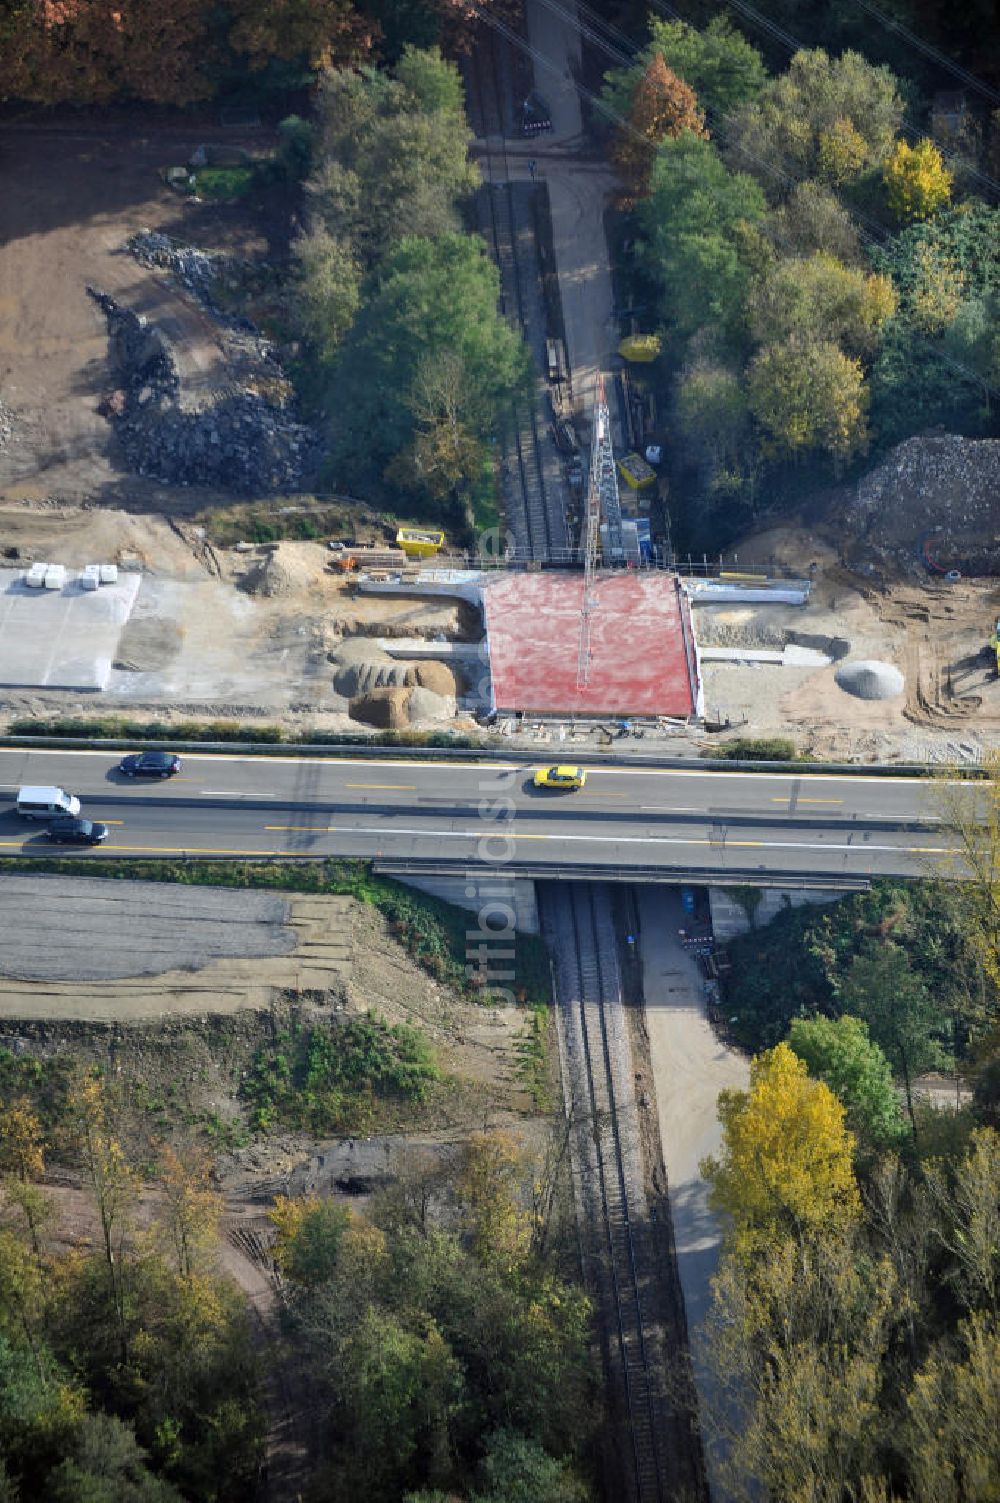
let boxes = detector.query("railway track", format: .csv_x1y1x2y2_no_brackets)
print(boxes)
469,28,565,562
542,882,672,1503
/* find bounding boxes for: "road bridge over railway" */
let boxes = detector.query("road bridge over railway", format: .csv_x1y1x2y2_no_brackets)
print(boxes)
0,747,965,885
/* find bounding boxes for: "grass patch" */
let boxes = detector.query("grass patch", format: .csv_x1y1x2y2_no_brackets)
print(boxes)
242,1011,439,1133
514,1004,551,1109
709,737,803,762
189,164,258,199
7,716,487,751
0,857,550,1006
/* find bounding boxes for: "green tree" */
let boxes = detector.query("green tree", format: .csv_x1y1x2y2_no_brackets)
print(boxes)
0,1333,84,1495
749,251,896,355
329,233,528,489
726,47,903,189
702,1232,896,1502
471,1429,589,1503
884,137,953,224
308,51,477,262
674,359,753,495
923,1128,1000,1315
613,51,706,202
637,132,767,339
747,336,868,461
290,226,362,361
45,1413,182,1503
904,1313,1000,1501
602,15,766,123
843,944,947,1141
767,180,863,263
395,41,466,115
789,1014,905,1147
703,1041,860,1257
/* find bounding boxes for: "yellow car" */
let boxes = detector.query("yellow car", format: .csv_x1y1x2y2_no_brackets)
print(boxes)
533,764,587,791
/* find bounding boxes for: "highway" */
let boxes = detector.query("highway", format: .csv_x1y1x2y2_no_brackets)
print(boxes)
0,747,966,882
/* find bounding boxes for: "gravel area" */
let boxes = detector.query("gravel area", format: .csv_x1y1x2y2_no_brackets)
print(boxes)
0,875,294,980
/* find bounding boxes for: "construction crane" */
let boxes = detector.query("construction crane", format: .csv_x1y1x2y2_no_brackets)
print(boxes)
576,376,625,688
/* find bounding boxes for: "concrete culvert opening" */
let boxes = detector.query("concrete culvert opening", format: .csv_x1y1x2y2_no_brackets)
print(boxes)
834,659,905,700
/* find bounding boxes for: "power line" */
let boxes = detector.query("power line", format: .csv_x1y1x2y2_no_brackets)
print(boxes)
848,0,1000,107
712,0,1000,201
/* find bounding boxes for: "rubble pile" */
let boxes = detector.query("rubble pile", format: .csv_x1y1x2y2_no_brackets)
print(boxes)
89,287,312,495
0,400,13,451
843,435,1000,577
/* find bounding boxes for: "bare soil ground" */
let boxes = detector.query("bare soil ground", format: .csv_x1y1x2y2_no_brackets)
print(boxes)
0,120,288,511
0,889,536,1121
705,526,1000,762
0,514,480,725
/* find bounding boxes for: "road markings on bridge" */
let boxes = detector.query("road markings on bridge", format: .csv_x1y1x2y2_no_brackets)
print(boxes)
770,796,843,804
200,789,278,797
265,825,331,832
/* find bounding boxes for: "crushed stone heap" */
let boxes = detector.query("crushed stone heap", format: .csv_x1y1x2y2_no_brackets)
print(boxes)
834,659,904,701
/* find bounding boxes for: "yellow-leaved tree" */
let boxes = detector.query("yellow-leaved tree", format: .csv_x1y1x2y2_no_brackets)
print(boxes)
702,1040,860,1257
884,137,952,224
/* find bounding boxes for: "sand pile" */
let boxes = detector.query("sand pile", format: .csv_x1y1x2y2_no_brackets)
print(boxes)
413,661,458,697
834,659,904,700
350,686,411,729
408,686,454,722
331,639,410,696
240,542,325,599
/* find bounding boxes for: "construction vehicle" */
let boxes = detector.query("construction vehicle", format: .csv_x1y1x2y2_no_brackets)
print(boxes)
991,618,1000,675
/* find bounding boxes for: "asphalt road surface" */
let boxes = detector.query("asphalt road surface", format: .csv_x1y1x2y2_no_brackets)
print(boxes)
0,748,969,883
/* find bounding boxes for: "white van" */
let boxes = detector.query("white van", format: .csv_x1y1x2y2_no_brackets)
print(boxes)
16,785,81,819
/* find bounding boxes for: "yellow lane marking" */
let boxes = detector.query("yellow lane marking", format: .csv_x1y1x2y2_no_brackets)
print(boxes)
345,783,416,790
265,825,330,832
770,796,844,804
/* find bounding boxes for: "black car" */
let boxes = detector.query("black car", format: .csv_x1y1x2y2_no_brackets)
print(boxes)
119,750,182,778
44,817,109,845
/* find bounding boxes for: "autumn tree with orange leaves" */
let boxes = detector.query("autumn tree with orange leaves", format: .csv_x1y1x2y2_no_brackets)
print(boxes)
613,51,707,202
0,0,378,105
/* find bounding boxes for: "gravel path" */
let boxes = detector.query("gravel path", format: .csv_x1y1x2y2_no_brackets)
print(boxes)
0,875,294,980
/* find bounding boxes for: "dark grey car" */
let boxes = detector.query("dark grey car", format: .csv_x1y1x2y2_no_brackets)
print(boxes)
44,817,109,845
118,750,182,778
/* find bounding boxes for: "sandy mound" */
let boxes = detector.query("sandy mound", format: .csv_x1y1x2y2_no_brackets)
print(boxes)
331,639,411,696
239,541,326,599
835,659,904,700
407,686,454,722
349,686,411,729
413,660,458,697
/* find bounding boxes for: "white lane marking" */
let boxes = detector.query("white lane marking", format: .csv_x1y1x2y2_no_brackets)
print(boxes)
200,790,278,797
329,822,956,854
640,805,703,812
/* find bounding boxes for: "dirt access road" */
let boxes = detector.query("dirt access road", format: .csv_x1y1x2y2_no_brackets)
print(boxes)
0,119,285,511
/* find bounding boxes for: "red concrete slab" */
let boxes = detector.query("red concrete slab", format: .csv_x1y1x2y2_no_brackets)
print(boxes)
483,571,698,718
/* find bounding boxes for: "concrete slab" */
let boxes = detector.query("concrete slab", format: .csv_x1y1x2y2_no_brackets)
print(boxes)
482,570,699,718
0,568,141,691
